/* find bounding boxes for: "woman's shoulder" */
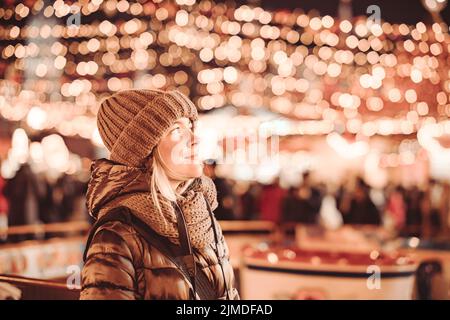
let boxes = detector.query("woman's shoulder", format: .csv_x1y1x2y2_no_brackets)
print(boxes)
87,208,145,262
93,206,138,236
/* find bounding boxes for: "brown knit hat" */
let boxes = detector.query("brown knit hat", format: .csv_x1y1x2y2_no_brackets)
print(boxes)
97,89,198,167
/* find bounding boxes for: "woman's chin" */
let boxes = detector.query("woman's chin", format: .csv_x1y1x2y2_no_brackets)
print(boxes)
181,163,204,178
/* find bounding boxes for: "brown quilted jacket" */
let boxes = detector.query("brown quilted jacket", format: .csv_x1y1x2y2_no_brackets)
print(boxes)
80,159,240,300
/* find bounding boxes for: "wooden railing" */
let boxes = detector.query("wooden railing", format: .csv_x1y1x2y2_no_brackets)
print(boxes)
4,221,91,237
219,220,275,233
0,274,80,300
2,219,275,238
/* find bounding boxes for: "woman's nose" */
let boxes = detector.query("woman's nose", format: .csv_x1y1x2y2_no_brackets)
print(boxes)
190,129,200,146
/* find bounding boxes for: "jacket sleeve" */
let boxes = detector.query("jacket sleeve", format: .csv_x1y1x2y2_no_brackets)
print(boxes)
80,223,138,300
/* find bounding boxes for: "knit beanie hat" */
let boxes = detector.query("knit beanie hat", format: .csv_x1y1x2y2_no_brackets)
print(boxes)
96,89,198,167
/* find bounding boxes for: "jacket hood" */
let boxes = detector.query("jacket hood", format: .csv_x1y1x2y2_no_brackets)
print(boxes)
86,158,150,219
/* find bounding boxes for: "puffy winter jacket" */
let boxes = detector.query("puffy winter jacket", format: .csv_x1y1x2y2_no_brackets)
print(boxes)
80,159,240,300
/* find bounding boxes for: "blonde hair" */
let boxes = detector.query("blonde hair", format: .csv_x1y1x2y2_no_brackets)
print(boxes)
150,146,194,213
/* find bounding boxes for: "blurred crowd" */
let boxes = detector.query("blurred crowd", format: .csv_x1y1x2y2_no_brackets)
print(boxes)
205,163,450,239
0,161,449,240
0,163,89,229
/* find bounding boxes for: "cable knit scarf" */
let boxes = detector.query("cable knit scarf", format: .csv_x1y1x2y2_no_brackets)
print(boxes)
87,159,221,249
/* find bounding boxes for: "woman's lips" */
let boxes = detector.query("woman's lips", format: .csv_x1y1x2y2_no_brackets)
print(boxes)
183,151,198,160
185,153,198,160
185,145,199,159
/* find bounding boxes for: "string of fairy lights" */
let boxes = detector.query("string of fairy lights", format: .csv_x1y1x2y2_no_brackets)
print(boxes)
0,0,449,180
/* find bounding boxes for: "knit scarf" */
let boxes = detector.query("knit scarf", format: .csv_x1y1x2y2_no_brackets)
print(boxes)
87,159,221,249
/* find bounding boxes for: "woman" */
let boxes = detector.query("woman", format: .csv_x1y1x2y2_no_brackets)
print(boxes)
81,89,239,300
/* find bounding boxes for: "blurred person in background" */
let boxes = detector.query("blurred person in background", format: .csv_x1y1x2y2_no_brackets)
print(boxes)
204,161,237,220
53,173,88,222
282,172,322,224
428,179,444,237
0,173,9,241
296,172,323,224
282,186,299,223
259,177,286,224
404,186,424,237
441,183,450,236
3,163,43,227
340,177,381,226
238,181,261,220
81,89,239,300
318,183,344,230
385,185,407,233
38,175,56,224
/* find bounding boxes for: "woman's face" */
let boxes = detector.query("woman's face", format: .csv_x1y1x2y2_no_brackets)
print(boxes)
156,117,203,180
